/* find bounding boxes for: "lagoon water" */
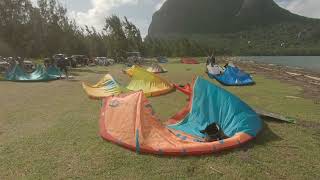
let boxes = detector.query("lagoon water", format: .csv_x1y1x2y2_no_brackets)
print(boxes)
238,56,320,73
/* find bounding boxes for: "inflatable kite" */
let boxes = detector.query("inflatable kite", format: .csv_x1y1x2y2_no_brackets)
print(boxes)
82,74,124,99
181,58,199,64
125,66,174,97
5,64,58,82
208,66,255,86
100,77,262,155
46,66,64,78
147,64,167,73
83,66,174,99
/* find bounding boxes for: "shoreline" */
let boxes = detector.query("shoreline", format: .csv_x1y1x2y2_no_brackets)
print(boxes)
222,57,320,101
234,56,320,74
222,56,320,75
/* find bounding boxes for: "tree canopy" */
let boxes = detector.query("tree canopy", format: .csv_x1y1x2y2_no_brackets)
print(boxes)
1,0,320,58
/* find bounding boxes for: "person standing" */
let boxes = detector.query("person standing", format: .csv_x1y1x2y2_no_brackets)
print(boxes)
17,57,25,70
57,56,69,80
206,51,216,67
7,57,16,73
44,57,51,68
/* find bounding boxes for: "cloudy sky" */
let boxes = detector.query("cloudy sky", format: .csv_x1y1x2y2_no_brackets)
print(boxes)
31,0,320,37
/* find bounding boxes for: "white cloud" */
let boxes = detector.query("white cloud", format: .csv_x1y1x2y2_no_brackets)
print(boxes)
277,0,320,19
30,0,37,5
155,0,166,10
31,0,320,37
69,0,138,30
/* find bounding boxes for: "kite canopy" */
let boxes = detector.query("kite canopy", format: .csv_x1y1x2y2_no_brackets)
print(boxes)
174,83,192,97
47,66,63,78
5,64,58,82
168,78,261,138
208,66,255,86
181,58,199,64
100,77,262,156
83,66,173,99
147,64,167,73
82,74,124,99
125,66,174,97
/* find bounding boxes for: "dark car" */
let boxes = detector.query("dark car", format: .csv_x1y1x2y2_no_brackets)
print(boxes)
53,54,75,67
53,54,66,62
71,55,89,67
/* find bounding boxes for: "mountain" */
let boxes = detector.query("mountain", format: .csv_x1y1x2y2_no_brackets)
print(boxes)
148,0,317,36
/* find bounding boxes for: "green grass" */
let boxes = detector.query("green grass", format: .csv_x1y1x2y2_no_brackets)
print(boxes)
0,61,319,179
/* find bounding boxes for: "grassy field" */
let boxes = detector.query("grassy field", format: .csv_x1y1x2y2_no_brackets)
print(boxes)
0,61,319,179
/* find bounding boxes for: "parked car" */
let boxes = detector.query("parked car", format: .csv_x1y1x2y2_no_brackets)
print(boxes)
71,55,89,67
107,58,115,65
53,54,67,62
126,52,143,65
53,54,74,67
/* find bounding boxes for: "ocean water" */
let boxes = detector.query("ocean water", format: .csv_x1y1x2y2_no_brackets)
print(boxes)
238,56,320,73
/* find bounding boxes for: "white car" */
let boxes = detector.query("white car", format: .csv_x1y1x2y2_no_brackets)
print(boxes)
107,58,115,65
95,57,113,66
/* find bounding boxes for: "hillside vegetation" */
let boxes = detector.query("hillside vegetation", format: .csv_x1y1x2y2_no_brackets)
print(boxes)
147,0,320,56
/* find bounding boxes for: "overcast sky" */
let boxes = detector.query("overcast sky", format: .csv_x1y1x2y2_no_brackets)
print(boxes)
31,0,320,37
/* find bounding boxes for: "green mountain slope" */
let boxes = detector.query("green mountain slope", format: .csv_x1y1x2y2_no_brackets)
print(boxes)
146,0,320,56
148,0,317,36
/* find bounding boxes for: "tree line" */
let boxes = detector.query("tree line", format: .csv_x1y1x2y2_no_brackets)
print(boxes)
0,0,210,60
1,0,319,59
0,0,143,60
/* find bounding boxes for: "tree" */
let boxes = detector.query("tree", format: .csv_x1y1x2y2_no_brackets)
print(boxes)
103,15,127,59
123,17,143,52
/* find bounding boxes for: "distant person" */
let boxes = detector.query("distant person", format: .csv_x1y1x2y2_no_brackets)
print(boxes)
205,52,216,73
50,58,55,67
206,53,216,67
7,57,16,72
44,57,51,68
17,57,24,69
57,57,69,80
